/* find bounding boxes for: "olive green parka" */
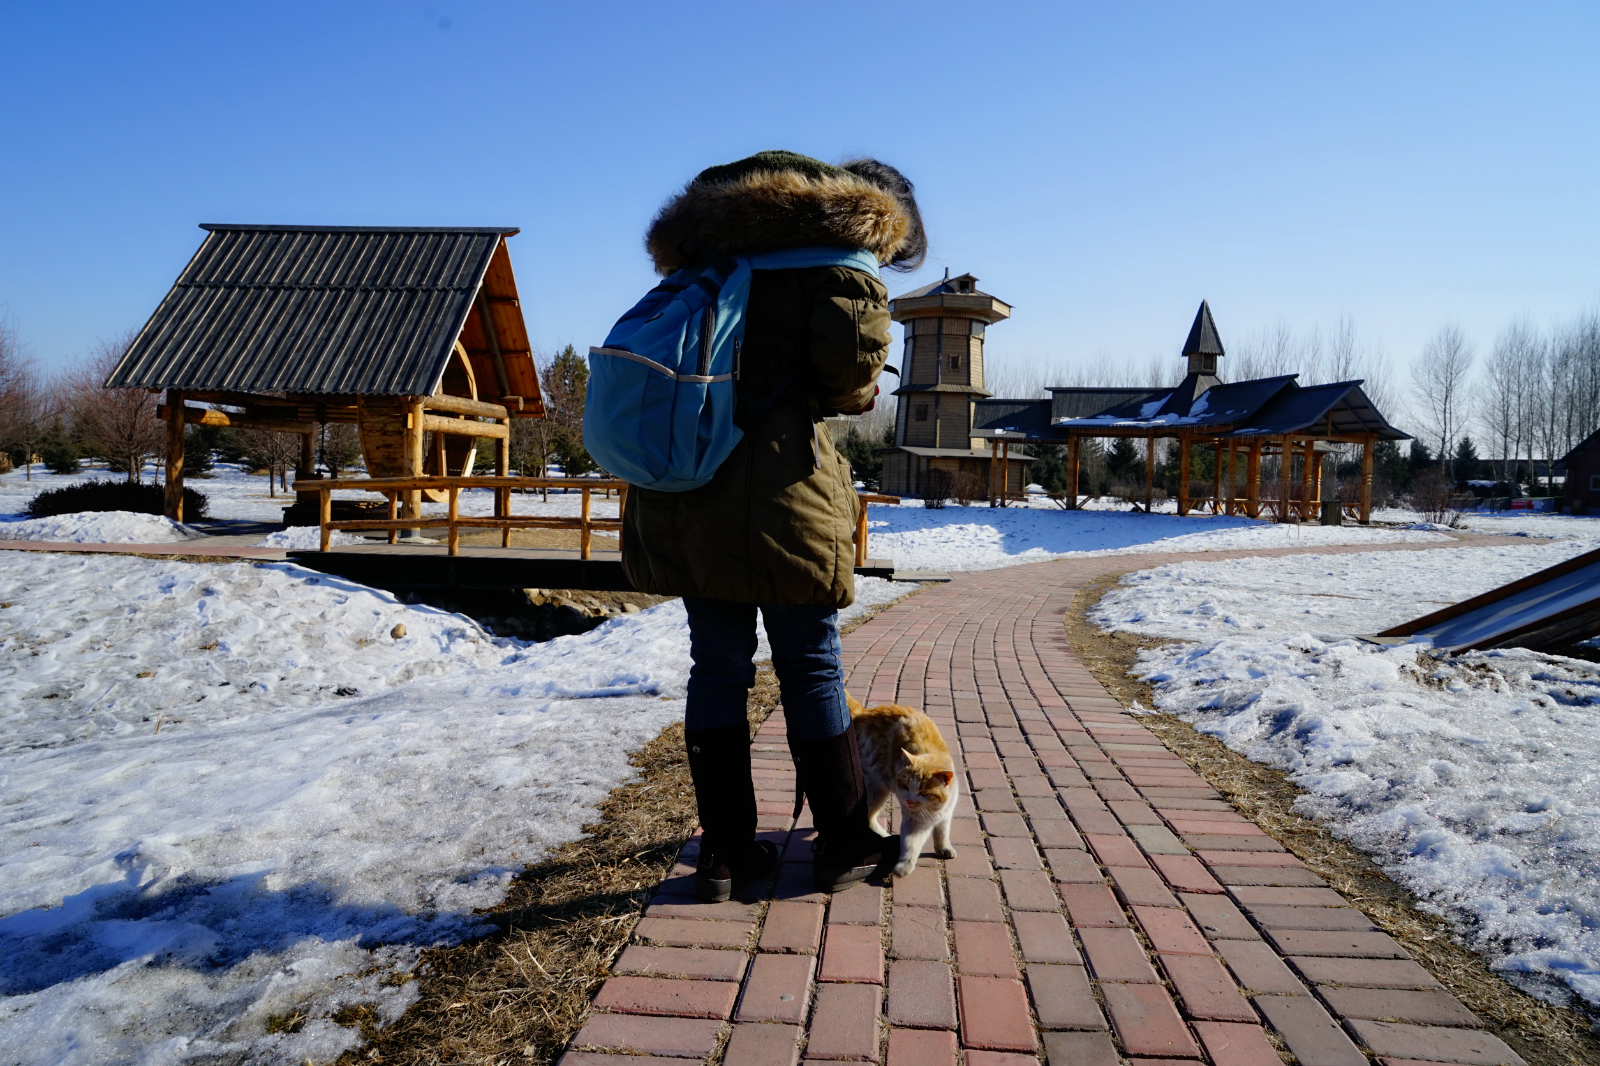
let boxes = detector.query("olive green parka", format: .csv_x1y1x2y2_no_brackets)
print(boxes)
619,154,910,607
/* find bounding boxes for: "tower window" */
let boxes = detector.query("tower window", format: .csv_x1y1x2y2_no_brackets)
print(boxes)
915,405,928,422
949,355,961,370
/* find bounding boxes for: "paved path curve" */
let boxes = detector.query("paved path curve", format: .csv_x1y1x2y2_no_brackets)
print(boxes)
563,538,1535,1066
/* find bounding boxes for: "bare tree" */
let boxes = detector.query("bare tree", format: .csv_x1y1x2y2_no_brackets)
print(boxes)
1410,324,1475,477
1477,318,1543,483
61,331,163,483
237,428,299,496
0,314,55,479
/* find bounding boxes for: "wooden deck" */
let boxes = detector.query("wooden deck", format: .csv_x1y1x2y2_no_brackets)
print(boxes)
283,544,910,591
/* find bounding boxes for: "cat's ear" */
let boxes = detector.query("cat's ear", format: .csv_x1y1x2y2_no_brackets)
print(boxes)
933,770,955,787
900,748,917,766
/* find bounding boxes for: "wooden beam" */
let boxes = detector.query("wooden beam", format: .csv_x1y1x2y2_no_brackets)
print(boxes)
158,404,316,435
423,393,510,420
403,397,425,522
420,414,510,439
473,289,514,400
1001,441,1010,506
299,429,314,478
164,391,185,521
989,439,999,506
1226,438,1238,515
1212,438,1223,514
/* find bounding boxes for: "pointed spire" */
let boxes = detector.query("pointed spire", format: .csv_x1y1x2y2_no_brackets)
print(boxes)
1182,300,1225,357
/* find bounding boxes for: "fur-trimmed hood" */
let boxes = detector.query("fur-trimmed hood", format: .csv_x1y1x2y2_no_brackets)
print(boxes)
646,152,911,276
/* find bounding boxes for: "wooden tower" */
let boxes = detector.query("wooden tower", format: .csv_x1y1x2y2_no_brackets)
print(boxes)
881,272,1027,498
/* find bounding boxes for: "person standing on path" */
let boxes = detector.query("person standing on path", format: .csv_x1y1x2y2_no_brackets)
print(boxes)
621,150,927,898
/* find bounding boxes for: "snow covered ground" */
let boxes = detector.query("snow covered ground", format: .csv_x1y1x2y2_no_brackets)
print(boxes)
0,511,200,544
865,503,1454,572
0,549,911,1064
1091,538,1600,1009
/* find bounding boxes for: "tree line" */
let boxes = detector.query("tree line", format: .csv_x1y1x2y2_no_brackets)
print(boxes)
0,321,600,488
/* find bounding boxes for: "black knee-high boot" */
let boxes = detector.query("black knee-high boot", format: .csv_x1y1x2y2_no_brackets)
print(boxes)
788,723,897,892
685,725,777,901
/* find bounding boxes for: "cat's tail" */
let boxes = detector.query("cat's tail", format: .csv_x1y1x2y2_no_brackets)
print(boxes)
844,690,865,716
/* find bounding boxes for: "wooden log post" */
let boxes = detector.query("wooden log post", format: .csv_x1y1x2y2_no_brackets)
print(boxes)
403,397,425,525
1212,439,1223,514
1177,436,1191,516
1145,435,1155,512
1302,441,1315,519
299,431,314,479
447,485,461,556
1246,439,1262,518
1226,438,1238,514
164,390,185,521
1001,441,1011,506
580,487,593,560
1279,435,1295,522
319,487,332,552
386,491,398,545
1360,434,1375,524
856,500,869,567
989,439,1000,506
1312,445,1325,504
1066,434,1080,509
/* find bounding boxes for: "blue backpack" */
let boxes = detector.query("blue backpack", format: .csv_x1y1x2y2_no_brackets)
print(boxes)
583,246,881,491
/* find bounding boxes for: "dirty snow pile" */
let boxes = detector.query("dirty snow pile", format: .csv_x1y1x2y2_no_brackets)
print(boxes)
1091,538,1600,1008
864,504,1453,572
0,510,200,544
0,551,911,1064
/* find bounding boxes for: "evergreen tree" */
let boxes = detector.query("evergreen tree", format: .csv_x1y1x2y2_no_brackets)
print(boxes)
841,424,893,489
541,345,596,475
1105,437,1143,484
1453,436,1483,481
1374,439,1409,493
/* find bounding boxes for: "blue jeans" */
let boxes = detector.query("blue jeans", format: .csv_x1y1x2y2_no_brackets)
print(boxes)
683,598,849,742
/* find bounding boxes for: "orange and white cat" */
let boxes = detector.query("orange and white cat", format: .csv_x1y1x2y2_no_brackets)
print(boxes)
847,692,959,877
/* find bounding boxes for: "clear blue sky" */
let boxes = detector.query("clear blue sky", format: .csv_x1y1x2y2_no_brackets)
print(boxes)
2,2,1595,385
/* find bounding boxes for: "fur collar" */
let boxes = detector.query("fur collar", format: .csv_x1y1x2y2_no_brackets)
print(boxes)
646,168,910,276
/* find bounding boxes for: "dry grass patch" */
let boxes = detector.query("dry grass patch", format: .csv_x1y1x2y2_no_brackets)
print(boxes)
337,583,925,1065
1066,570,1600,1066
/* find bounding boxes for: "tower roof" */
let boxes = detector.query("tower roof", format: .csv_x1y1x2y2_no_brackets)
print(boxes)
1182,300,1225,358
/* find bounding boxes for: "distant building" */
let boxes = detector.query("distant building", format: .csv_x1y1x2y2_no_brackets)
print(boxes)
970,302,1410,523
1559,431,1600,511
880,272,1032,498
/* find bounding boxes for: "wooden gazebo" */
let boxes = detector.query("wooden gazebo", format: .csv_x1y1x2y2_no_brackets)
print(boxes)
973,302,1410,523
106,224,546,522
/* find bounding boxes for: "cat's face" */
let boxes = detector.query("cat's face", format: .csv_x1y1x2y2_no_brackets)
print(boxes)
896,749,956,813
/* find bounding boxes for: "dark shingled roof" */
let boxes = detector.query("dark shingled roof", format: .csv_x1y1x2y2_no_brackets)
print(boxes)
105,224,522,397
1223,380,1410,440
1182,300,1225,357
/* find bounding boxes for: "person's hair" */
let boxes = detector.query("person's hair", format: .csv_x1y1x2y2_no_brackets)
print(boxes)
842,158,927,272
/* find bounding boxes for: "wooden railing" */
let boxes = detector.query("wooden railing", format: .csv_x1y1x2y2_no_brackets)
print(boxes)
313,478,901,566
855,493,901,566
312,476,627,557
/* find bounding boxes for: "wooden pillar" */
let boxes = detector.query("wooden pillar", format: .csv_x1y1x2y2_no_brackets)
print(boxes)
402,396,425,522
1360,434,1375,524
299,431,314,478
1001,441,1011,505
1145,435,1155,512
1278,436,1294,522
498,417,511,547
1301,441,1315,520
1177,436,1191,516
1226,438,1238,515
989,439,999,506
1066,435,1081,509
1312,445,1324,504
1246,439,1262,518
164,390,185,521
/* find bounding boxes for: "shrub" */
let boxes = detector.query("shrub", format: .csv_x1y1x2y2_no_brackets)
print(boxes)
952,471,988,506
922,468,952,508
25,478,209,520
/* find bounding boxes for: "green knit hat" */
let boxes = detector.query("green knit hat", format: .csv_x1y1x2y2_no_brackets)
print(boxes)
691,150,845,188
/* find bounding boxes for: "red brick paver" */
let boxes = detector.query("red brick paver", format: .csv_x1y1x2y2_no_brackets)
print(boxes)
563,543,1529,1063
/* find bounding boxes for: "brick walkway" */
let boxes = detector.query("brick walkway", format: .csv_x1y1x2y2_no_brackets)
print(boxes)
562,541,1532,1066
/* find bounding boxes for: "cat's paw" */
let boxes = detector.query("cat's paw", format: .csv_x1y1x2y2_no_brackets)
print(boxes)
892,858,918,878
934,846,957,859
